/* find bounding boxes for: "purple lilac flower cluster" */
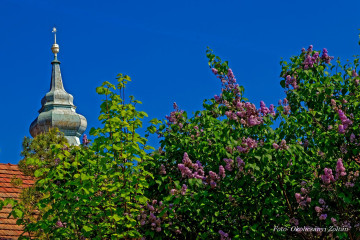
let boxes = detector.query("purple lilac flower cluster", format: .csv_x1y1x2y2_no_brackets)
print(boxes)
283,98,290,115
321,168,335,185
212,66,276,125
236,137,258,153
303,45,319,69
190,125,203,139
219,230,231,240
225,101,264,126
177,152,205,179
207,171,220,188
289,217,299,226
165,102,185,128
138,200,172,233
320,158,349,187
223,157,245,173
278,98,290,115
337,109,352,134
237,157,245,172
177,153,247,192
345,170,359,188
82,134,90,146
352,69,359,85
285,75,299,89
353,69,359,77
315,199,328,221
335,158,346,179
219,165,226,178
176,152,217,188
295,186,311,209
272,139,289,150
302,46,333,69
350,133,356,143
181,184,187,195
211,67,240,94
56,220,66,228
320,48,334,64
260,101,276,117
330,99,338,111
223,158,234,171
159,164,166,175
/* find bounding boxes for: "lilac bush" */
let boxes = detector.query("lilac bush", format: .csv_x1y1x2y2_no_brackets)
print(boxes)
145,44,360,239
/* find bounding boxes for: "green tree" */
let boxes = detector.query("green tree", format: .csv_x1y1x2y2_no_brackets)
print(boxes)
19,128,68,176
2,74,154,239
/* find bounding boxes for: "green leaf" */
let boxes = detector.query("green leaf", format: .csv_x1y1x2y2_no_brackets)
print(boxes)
34,169,43,178
83,225,93,232
13,209,24,218
113,214,121,222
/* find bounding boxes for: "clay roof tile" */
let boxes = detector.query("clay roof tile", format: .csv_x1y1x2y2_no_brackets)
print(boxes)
0,163,35,239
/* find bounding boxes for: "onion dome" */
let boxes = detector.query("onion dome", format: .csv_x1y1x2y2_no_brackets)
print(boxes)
29,28,87,145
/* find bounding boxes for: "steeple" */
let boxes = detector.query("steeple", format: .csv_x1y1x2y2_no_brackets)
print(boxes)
29,28,87,145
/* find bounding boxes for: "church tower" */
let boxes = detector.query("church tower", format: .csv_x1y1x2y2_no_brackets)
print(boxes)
29,28,87,145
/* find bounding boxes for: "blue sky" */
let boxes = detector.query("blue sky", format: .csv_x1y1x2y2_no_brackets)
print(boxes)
0,0,359,164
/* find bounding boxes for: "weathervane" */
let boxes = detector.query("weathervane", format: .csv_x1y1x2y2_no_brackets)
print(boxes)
51,26,59,59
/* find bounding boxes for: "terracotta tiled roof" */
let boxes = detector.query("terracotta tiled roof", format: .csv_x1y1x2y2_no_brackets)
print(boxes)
0,163,35,240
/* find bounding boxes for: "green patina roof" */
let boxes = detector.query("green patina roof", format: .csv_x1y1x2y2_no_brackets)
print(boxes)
29,30,87,145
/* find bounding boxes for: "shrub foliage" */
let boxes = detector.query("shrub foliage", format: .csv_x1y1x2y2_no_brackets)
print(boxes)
1,43,360,239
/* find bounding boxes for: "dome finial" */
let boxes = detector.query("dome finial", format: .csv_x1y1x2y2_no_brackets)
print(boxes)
51,27,59,59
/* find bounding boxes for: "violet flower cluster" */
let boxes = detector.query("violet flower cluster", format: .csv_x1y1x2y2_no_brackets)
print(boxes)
223,158,234,171
219,165,226,178
320,158,351,188
219,230,231,240
177,152,205,179
320,48,334,64
350,133,356,143
353,69,359,77
295,187,311,209
236,137,258,153
302,46,333,69
223,157,245,172
176,153,247,192
345,170,359,188
337,110,352,134
353,69,359,85
303,45,319,69
181,184,187,195
138,200,172,233
159,164,166,175
285,75,299,89
211,67,240,94
260,101,276,117
335,158,346,179
272,139,289,150
82,134,90,146
165,102,185,128
176,153,223,189
282,98,291,115
289,217,299,226
321,168,336,185
315,199,328,221
56,220,66,228
225,101,264,127
211,67,276,126
278,98,290,115
330,99,338,111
